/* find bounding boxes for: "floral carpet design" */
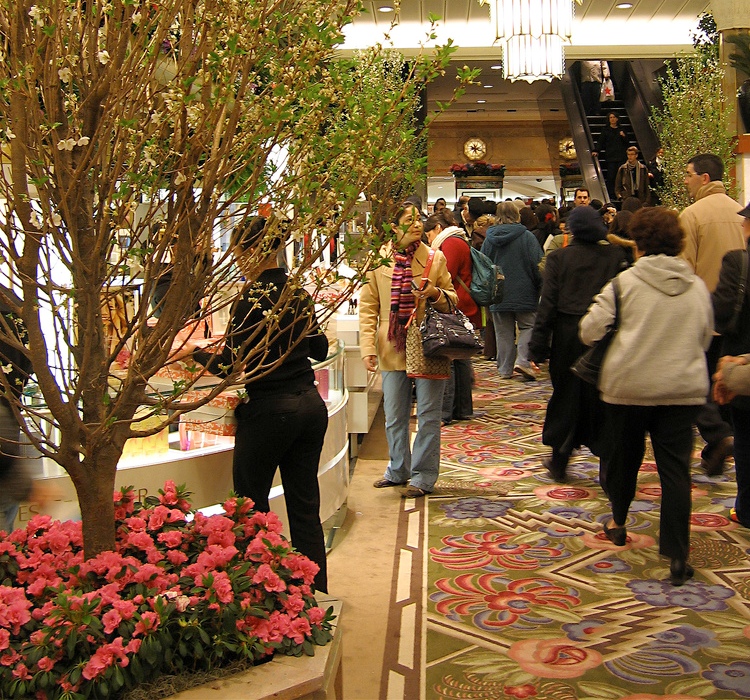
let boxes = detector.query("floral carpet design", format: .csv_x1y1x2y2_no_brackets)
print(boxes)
424,361,750,700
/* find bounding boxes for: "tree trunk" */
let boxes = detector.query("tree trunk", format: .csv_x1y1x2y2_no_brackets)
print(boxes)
69,445,121,558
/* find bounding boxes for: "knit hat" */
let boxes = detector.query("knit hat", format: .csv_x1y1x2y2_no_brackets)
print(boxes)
567,205,608,242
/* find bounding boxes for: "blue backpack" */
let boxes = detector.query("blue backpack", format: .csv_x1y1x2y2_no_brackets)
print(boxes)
453,237,505,306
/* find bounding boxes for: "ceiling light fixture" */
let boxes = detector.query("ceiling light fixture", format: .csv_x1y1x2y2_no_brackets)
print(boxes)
478,0,577,83
483,84,494,88
477,99,487,103
615,3,632,8
490,64,503,70
377,5,394,12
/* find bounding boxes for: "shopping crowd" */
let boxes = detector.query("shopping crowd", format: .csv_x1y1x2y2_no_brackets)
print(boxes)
360,152,749,588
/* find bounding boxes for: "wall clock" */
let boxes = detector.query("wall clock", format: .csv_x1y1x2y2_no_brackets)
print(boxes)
463,137,487,161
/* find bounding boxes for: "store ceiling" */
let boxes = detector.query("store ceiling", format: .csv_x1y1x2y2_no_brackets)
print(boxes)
346,0,711,122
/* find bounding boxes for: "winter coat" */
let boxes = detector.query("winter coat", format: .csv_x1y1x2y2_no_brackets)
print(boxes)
359,242,458,372
580,254,713,405
481,223,542,313
529,239,628,363
679,181,745,293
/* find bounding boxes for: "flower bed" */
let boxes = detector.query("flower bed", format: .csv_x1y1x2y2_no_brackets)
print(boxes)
0,483,333,699
450,162,506,177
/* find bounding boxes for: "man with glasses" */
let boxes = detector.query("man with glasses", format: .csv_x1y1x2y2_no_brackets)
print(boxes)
680,153,745,476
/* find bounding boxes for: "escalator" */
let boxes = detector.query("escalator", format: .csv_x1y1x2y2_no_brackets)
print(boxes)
561,60,664,205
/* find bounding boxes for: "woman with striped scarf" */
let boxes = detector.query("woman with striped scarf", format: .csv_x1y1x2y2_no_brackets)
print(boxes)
359,204,458,498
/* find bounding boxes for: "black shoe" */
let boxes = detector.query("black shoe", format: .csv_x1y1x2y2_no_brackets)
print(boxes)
701,436,733,476
669,559,695,586
603,521,627,546
542,455,567,483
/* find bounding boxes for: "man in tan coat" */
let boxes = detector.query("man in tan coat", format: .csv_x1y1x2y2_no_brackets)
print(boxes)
679,153,745,475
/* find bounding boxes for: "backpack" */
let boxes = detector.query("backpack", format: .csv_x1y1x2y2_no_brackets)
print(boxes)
453,237,504,306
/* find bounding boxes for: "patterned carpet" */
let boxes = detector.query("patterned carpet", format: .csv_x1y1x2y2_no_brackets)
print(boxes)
382,361,750,700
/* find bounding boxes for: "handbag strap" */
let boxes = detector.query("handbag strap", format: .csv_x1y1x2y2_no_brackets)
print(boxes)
611,276,621,329
406,249,436,329
727,249,749,334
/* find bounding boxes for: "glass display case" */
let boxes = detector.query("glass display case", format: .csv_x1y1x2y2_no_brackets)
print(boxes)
313,339,345,411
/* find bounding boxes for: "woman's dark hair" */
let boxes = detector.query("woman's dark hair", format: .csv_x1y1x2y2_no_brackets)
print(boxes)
424,209,457,232
630,207,684,256
519,206,539,231
621,196,643,213
607,111,619,123
392,203,420,227
610,210,633,238
231,216,285,252
535,203,557,237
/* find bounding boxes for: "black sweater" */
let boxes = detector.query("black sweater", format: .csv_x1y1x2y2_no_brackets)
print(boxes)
193,269,328,397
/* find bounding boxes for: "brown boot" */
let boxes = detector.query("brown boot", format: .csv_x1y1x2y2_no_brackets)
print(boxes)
701,436,733,477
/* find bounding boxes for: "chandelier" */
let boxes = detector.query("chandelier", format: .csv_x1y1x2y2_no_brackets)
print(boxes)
478,0,575,83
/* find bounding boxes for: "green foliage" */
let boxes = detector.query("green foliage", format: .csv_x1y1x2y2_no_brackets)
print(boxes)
650,53,735,210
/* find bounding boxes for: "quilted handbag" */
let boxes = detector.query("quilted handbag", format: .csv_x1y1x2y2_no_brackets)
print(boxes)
420,300,483,360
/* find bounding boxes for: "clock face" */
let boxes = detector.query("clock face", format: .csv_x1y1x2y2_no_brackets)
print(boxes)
464,137,487,161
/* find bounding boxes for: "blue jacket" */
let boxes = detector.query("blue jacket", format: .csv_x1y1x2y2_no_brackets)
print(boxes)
481,223,542,312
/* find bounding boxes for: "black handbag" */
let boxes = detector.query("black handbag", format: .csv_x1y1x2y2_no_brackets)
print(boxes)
420,297,484,360
571,277,621,385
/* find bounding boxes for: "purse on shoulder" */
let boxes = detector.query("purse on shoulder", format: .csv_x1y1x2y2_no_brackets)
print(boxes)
420,299,483,360
571,277,621,385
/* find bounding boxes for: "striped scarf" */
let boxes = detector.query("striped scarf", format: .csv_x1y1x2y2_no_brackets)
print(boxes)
387,242,420,352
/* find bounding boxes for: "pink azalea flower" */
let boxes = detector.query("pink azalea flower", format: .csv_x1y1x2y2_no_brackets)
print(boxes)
37,656,55,672
102,609,122,634
283,554,319,584
253,564,286,593
166,550,188,566
306,607,326,626
133,611,160,636
0,629,10,651
157,530,184,548
0,586,33,634
12,662,32,679
288,616,311,645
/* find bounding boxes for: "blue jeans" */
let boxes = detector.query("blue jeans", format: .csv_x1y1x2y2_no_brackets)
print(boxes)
492,310,537,377
381,371,445,492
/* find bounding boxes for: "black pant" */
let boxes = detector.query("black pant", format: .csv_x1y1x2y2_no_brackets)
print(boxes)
233,388,329,592
696,335,733,452
602,403,699,561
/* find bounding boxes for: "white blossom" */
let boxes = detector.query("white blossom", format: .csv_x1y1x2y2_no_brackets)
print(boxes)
50,213,62,227
5,129,15,140
28,5,44,25
98,50,110,65
77,136,90,147
58,66,72,83
132,11,142,24
1,363,12,375
57,138,76,151
174,172,186,185
29,211,43,229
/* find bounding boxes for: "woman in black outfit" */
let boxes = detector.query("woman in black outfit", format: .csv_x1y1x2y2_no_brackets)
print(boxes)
528,206,628,482
185,216,330,593
593,112,629,201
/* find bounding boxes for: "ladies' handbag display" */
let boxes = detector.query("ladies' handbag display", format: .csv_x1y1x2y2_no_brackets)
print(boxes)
571,277,620,385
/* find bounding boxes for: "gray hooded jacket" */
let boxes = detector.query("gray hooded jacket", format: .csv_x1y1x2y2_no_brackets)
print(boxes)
579,254,713,405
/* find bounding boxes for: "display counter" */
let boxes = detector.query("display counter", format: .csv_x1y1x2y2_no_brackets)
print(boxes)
16,342,349,537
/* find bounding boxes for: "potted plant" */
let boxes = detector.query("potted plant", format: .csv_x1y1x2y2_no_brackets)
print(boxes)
0,482,335,699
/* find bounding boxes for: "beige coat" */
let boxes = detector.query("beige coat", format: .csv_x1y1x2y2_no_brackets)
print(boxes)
679,182,745,293
359,242,458,372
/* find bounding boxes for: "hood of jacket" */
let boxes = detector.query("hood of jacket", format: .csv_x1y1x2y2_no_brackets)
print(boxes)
694,180,728,202
630,254,696,296
485,222,527,246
